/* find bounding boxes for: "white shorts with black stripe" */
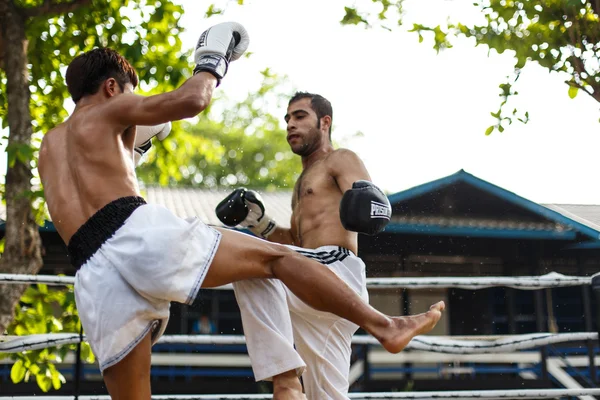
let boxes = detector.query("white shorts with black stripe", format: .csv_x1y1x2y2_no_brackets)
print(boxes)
232,245,368,400
72,200,221,373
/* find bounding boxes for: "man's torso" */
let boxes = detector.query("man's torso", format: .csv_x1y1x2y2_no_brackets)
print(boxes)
39,105,141,244
291,150,358,253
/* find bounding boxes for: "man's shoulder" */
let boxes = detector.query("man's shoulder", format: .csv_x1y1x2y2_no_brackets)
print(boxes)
323,148,365,178
327,148,363,164
43,119,69,140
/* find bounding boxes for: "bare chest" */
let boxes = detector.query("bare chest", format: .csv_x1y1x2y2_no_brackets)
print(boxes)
292,164,338,208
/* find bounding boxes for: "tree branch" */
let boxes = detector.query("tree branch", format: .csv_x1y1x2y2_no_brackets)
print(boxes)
565,80,596,101
592,0,600,16
22,0,92,18
0,27,4,71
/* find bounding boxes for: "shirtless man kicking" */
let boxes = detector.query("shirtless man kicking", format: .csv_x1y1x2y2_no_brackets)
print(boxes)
216,92,445,399
39,22,443,399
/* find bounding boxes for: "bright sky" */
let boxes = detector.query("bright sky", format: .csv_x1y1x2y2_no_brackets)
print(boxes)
2,0,599,205
177,0,600,205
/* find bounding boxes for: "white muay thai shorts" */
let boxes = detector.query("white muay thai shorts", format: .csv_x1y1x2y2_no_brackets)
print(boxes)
69,196,221,372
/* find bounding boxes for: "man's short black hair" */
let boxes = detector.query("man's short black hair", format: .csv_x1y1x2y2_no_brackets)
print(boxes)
66,47,138,103
289,92,333,138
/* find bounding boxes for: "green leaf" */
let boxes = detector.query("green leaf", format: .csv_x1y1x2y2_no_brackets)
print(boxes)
10,359,26,383
20,286,39,304
568,85,579,99
37,284,48,294
36,373,52,392
80,342,96,363
485,126,494,135
29,363,40,375
204,4,223,17
48,364,65,390
340,7,369,26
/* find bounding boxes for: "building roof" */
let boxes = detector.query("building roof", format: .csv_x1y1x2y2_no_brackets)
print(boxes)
0,187,294,229
386,170,600,240
541,204,600,232
143,186,293,228
0,171,598,241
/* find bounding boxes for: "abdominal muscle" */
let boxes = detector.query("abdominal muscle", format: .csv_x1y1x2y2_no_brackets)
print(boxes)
293,198,358,254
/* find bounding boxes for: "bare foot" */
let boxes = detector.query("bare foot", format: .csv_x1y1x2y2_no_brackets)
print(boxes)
374,301,445,354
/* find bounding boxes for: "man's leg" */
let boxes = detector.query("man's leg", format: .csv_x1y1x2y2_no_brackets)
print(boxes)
202,228,445,353
272,370,307,400
290,296,358,400
232,279,306,384
103,330,152,400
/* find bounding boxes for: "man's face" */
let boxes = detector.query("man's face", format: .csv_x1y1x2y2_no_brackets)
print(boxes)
284,98,323,156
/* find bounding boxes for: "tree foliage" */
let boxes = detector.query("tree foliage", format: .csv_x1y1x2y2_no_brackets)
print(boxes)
0,283,94,392
1,1,299,392
3,0,189,147
137,69,301,191
1,0,189,391
341,0,600,134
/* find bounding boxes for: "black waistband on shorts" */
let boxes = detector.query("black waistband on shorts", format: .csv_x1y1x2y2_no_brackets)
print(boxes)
68,196,147,270
293,246,352,265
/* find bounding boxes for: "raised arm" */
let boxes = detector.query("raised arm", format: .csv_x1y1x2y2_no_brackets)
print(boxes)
103,22,249,129
102,74,217,128
328,149,392,236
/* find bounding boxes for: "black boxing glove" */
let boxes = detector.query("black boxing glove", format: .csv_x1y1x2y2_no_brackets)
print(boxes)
215,188,277,238
339,180,392,236
215,188,249,227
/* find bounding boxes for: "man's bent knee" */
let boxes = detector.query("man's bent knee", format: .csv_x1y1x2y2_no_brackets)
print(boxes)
260,243,294,278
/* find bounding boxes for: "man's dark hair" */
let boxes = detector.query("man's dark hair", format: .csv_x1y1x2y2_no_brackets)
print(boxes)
289,91,333,138
66,48,139,103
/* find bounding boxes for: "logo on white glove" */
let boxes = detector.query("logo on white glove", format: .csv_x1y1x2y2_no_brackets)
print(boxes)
197,30,208,48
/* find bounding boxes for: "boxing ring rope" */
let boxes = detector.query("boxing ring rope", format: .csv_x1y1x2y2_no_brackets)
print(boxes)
1,272,599,400
3,389,600,399
0,271,592,290
1,332,598,354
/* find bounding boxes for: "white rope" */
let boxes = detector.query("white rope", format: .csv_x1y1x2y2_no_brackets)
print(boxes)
0,273,75,286
2,388,600,399
1,332,596,354
406,332,598,354
0,271,592,289
367,272,592,290
0,333,83,352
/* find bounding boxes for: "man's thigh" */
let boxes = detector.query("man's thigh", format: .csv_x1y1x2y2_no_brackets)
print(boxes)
202,227,288,288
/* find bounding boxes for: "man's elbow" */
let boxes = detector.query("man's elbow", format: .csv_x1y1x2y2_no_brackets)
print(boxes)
179,96,209,118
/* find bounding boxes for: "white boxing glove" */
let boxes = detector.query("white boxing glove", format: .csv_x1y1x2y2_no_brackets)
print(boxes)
134,122,172,165
239,190,277,238
193,22,250,86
